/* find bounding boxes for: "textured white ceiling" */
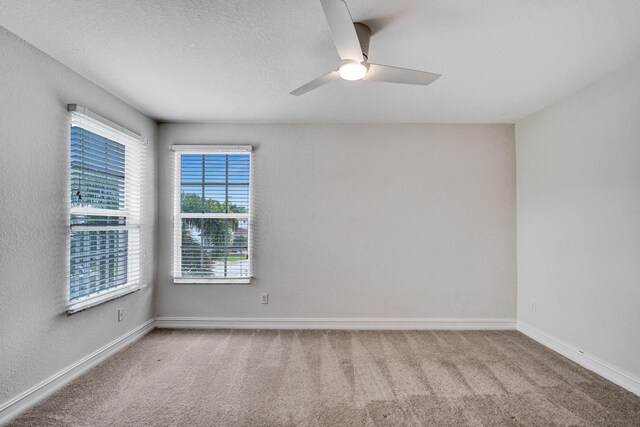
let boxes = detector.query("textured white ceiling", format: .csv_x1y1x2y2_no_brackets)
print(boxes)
1,0,640,123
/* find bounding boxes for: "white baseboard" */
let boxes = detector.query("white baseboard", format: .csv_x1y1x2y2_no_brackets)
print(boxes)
155,317,516,330
517,321,640,396
0,319,156,426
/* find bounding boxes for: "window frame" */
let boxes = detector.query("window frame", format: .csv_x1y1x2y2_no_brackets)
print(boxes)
67,104,145,313
172,145,253,284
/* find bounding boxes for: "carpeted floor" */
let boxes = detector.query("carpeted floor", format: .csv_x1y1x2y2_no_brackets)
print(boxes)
9,329,640,426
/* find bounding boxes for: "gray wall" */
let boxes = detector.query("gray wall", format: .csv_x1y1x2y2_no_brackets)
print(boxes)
156,123,516,319
516,58,640,380
0,27,157,404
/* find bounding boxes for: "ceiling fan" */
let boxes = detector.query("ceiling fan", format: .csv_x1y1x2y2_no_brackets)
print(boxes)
290,0,441,96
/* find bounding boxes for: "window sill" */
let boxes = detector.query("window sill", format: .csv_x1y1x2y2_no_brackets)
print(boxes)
67,284,140,314
173,277,252,285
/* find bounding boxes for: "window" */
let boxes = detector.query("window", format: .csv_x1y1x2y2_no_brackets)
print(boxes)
172,145,252,283
68,105,146,313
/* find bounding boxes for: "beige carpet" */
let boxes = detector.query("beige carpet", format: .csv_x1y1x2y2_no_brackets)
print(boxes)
9,329,640,426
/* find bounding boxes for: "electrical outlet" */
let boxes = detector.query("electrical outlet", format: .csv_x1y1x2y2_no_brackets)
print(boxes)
118,308,124,322
261,293,269,304
530,301,536,313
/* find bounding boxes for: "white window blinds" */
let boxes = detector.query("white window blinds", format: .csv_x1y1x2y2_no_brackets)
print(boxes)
172,145,252,283
68,105,146,312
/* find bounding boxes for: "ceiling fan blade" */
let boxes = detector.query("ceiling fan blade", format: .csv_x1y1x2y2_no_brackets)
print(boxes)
290,71,340,96
320,0,364,62
364,64,441,86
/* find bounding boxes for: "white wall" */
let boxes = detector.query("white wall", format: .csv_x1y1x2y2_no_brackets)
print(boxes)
156,123,516,320
0,27,157,405
516,58,640,381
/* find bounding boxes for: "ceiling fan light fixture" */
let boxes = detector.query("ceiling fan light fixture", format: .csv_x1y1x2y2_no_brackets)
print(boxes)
338,61,368,80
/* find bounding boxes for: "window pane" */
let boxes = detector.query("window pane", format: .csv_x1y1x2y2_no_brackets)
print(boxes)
180,153,251,214
181,154,204,183
227,154,250,185
204,154,227,183
70,230,128,300
181,184,204,213
228,185,249,213
181,218,249,278
71,127,125,210
203,185,226,213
